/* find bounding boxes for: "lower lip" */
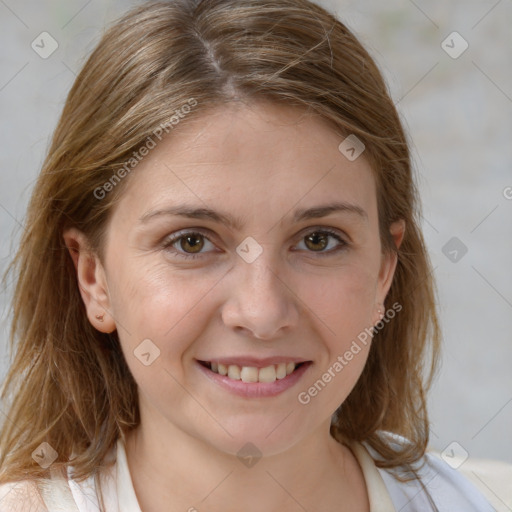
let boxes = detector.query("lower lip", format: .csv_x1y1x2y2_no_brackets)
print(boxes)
196,360,312,398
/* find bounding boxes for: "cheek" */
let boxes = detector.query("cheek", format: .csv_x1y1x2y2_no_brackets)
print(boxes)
294,262,377,387
108,259,221,363
298,262,378,335
293,268,376,410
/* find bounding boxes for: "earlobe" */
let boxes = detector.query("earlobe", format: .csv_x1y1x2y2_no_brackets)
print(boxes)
63,228,116,334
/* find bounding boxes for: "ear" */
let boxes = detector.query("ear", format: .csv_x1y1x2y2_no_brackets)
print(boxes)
63,227,116,334
375,219,406,309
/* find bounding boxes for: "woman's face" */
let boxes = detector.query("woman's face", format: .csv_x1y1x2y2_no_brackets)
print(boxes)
69,101,403,456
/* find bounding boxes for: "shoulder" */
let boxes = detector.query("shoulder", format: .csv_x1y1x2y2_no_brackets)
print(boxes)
453,454,512,512
0,443,119,512
0,467,84,512
0,479,49,512
364,432,509,512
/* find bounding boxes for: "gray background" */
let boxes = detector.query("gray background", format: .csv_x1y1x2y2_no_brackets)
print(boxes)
1,0,511,464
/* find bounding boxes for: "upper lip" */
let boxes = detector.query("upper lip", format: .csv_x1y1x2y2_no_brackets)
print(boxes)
197,357,311,368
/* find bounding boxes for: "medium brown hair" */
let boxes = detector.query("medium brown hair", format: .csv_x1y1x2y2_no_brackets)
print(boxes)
0,0,440,497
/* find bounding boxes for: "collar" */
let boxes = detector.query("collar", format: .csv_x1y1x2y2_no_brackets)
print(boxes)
346,441,397,512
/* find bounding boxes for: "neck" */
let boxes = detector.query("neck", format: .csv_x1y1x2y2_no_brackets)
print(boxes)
124,416,369,512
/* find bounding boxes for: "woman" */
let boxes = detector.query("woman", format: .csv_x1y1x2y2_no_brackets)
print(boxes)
0,0,503,510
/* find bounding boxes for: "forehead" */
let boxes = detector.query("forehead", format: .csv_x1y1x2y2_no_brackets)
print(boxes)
113,101,378,228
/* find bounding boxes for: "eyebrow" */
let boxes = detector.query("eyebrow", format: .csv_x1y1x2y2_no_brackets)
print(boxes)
139,201,368,231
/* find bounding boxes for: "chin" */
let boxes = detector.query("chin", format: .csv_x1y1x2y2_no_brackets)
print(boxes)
197,419,307,459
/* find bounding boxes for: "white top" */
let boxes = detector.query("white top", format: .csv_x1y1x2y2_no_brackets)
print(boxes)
1,436,510,511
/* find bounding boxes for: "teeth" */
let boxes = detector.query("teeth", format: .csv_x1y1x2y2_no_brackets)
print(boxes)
240,366,259,383
276,363,287,379
228,365,241,380
258,365,277,383
208,362,298,382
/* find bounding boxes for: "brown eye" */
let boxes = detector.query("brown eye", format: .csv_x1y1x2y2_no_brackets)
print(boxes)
295,229,347,256
304,232,329,251
179,234,205,253
163,230,216,260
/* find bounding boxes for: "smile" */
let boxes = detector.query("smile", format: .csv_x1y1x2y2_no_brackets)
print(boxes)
200,361,300,383
196,359,312,398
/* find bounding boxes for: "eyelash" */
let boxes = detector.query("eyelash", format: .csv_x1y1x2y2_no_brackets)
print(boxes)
162,228,348,260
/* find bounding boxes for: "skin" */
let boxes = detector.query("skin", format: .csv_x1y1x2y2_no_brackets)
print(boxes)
64,101,404,512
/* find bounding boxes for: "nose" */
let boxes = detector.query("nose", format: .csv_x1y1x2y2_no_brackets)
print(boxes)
221,253,300,340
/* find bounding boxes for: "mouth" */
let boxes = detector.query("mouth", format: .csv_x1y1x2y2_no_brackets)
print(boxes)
198,360,307,384
196,359,312,398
